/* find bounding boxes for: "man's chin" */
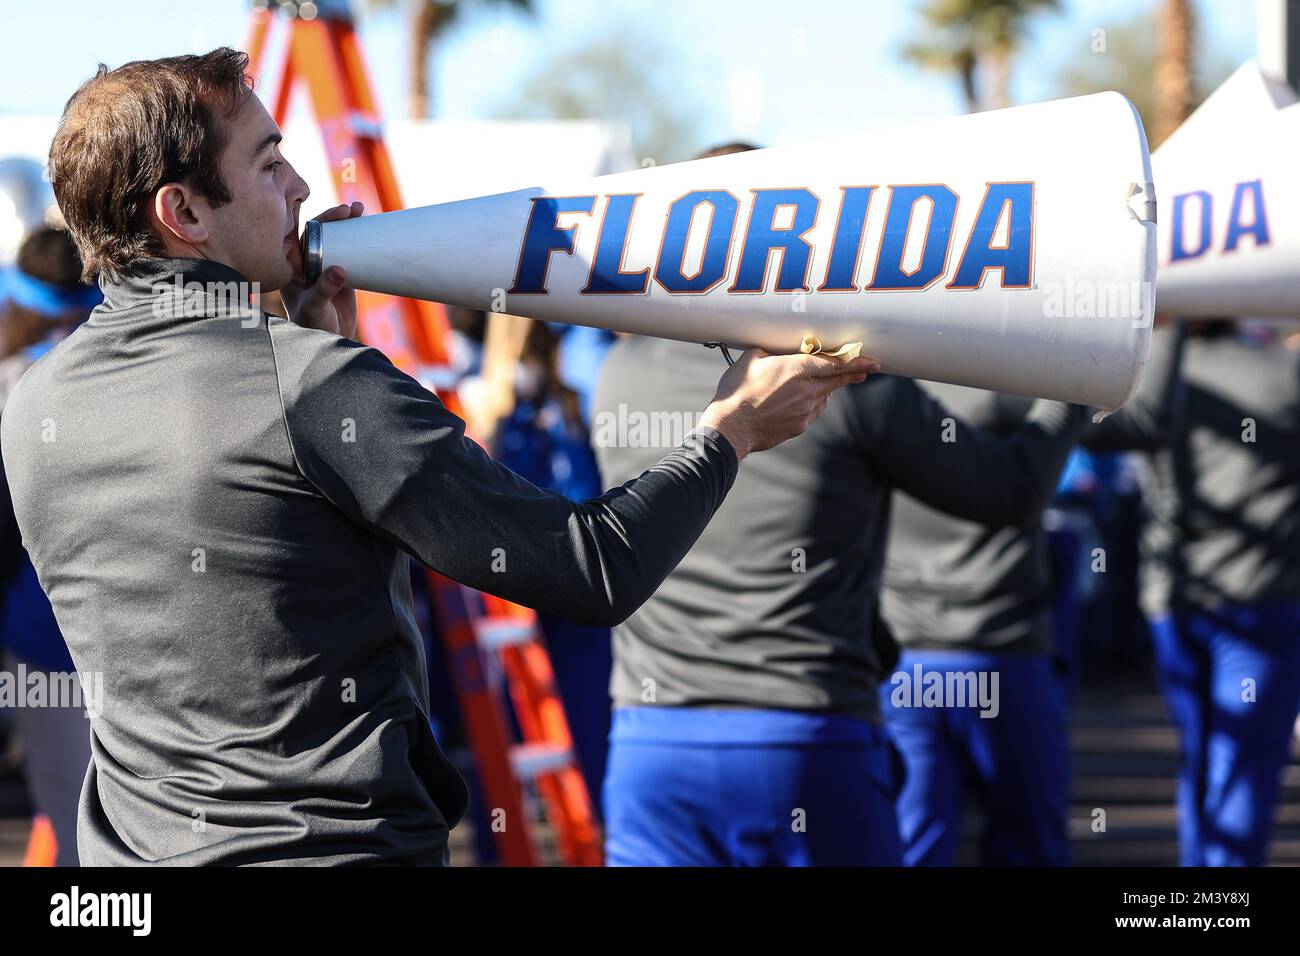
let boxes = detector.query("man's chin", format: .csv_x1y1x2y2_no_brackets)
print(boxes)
254,258,295,294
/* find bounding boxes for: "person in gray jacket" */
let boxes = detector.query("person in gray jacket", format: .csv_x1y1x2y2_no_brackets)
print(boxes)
1085,320,1300,866
593,335,1088,866
880,384,1070,867
0,49,872,866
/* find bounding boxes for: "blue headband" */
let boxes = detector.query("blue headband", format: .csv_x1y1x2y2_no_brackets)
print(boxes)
0,265,103,318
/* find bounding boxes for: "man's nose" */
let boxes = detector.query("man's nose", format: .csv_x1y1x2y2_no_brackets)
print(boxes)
286,162,310,206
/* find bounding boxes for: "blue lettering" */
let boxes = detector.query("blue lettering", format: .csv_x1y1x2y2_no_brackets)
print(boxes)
730,188,820,292
582,193,649,294
1169,190,1213,262
655,190,738,294
950,182,1034,289
868,185,958,290
818,186,875,291
1225,179,1269,252
508,196,596,294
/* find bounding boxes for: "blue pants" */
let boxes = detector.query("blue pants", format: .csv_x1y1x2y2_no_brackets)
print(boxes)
1148,603,1300,866
602,706,902,866
880,650,1070,866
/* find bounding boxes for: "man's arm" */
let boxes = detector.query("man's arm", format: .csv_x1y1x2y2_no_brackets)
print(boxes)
852,377,1088,527
1082,323,1185,452
271,326,872,627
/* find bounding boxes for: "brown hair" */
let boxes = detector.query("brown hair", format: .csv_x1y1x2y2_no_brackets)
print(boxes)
48,47,254,283
2,228,90,358
694,141,761,160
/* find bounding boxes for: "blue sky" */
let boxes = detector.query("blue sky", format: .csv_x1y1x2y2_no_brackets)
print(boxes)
0,0,1260,149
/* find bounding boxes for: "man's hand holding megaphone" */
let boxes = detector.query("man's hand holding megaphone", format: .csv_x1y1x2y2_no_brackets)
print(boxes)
699,348,879,460
281,200,364,339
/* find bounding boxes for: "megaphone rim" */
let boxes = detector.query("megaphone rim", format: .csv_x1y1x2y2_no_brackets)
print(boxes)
303,219,323,285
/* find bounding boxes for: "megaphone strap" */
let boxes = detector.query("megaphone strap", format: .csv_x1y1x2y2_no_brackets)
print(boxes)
703,341,738,366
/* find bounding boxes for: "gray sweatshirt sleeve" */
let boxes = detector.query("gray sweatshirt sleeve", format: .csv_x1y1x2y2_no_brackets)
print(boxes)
1082,323,1185,452
270,325,738,627
851,376,1088,526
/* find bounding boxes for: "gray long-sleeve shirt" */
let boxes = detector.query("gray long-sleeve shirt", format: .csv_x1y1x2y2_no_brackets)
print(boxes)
1085,323,1300,616
592,336,1087,721
881,383,1054,655
0,258,737,866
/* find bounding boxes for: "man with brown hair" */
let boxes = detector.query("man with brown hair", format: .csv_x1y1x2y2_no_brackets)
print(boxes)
0,48,873,865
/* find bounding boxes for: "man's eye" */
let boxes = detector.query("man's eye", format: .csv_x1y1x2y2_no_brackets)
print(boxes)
266,160,284,173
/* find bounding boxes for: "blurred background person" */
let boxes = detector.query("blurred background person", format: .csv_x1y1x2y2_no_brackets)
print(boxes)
1085,319,1300,866
594,332,1087,867
490,317,610,808
0,228,97,400
408,310,614,862
495,319,602,503
591,140,1089,864
880,385,1072,867
0,225,100,866
1050,446,1149,684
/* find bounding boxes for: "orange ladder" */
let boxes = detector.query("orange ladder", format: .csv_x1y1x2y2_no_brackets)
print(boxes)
244,0,601,867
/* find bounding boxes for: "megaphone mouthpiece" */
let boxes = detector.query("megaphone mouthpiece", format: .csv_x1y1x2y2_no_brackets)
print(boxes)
303,219,324,286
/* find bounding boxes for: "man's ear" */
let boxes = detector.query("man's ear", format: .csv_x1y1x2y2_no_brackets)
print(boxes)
152,183,209,250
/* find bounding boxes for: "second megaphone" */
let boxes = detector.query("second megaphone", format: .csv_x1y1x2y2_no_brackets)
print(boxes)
305,92,1156,410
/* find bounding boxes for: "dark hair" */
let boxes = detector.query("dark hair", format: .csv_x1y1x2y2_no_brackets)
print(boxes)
694,141,761,160
2,227,89,358
48,47,254,283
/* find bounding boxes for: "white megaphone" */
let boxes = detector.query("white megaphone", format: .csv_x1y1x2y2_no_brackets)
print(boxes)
306,93,1156,410
1153,63,1300,319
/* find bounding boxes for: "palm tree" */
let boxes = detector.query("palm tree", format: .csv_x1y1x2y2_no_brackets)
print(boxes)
903,0,1060,113
363,0,534,119
1154,0,1196,145
1054,7,1230,143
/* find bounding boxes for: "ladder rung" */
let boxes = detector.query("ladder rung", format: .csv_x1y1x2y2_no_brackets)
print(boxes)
510,743,574,780
475,617,537,650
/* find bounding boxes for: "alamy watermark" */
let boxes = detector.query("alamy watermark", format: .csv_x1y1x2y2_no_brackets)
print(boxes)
0,663,103,718
888,664,1000,718
592,403,708,449
151,275,263,326
50,886,151,936
1041,277,1154,328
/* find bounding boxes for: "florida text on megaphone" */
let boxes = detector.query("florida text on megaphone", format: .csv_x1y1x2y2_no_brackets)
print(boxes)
505,182,1033,298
